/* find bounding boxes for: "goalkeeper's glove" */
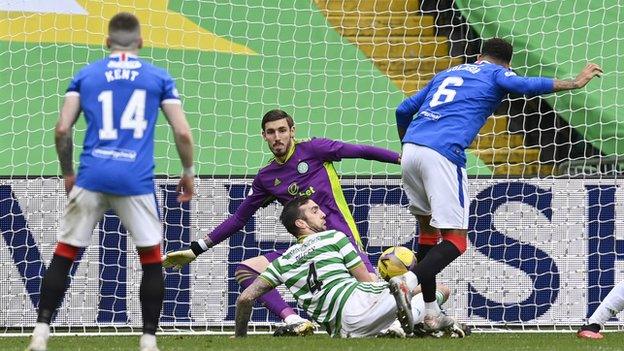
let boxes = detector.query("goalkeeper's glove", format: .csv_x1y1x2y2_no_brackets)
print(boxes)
162,241,206,270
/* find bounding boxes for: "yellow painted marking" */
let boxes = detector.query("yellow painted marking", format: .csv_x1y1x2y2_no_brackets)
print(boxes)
0,0,256,55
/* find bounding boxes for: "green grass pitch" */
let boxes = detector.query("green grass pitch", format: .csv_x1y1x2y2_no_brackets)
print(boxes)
2,333,624,351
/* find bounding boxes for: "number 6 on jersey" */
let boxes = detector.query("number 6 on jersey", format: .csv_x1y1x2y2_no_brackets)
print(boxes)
429,76,464,107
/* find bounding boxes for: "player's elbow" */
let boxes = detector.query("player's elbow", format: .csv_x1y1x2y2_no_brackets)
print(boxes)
395,102,410,119
54,124,71,140
395,104,413,128
174,128,193,145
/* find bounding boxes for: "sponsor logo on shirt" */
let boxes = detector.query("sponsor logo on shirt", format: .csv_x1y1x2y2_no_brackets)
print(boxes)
107,60,142,69
288,183,316,197
92,147,137,161
419,110,442,121
288,182,299,195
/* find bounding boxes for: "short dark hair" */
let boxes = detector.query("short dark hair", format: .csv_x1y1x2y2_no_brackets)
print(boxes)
481,38,513,64
108,12,141,50
261,109,294,131
280,196,311,236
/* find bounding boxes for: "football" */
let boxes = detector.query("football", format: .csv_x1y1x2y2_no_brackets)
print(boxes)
377,246,416,281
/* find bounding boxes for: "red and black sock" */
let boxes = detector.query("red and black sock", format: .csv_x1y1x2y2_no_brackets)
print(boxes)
139,246,164,335
37,243,79,324
417,231,439,303
411,234,467,295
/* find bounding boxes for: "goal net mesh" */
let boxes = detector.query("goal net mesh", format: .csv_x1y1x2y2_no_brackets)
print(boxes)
0,0,622,333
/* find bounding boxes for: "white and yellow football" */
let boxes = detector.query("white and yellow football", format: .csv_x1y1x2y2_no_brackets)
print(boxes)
377,246,416,281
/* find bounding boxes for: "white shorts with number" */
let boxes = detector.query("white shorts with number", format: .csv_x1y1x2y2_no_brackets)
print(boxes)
339,283,426,338
401,143,469,229
57,186,162,247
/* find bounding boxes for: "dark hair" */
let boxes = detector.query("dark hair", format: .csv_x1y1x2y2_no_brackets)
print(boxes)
481,38,513,64
280,196,311,236
261,109,294,131
108,12,141,49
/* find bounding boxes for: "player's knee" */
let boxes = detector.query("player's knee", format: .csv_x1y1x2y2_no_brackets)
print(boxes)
234,263,260,285
442,232,467,254
137,245,162,266
241,255,270,272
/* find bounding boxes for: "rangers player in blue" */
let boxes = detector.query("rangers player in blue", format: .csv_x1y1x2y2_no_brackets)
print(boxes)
393,38,602,332
26,13,194,351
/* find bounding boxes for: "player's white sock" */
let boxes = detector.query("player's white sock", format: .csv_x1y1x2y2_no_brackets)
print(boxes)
32,322,50,339
284,314,307,325
588,280,624,326
140,334,157,349
27,323,50,351
424,301,441,317
402,271,419,290
411,294,426,324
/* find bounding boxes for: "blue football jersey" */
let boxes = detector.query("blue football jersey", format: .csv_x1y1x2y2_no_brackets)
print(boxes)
396,61,554,167
66,53,180,195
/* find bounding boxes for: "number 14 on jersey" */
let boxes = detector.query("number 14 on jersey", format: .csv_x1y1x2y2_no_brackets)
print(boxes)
98,89,148,140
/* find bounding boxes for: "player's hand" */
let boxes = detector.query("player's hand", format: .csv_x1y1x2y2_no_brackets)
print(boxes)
177,174,194,202
574,63,603,88
162,249,197,270
63,174,76,195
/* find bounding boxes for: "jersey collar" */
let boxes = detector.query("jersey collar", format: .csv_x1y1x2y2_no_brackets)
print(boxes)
274,139,297,165
109,52,138,61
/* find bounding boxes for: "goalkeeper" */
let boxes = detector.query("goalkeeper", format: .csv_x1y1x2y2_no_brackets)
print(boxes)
234,196,463,338
163,109,401,332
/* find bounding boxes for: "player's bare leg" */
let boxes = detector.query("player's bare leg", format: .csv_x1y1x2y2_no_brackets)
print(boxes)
235,255,313,336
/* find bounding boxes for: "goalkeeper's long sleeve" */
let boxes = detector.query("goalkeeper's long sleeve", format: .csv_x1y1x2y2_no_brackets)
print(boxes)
193,177,270,254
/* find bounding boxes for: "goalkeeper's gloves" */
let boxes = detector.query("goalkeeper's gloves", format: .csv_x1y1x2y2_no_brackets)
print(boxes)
162,241,206,270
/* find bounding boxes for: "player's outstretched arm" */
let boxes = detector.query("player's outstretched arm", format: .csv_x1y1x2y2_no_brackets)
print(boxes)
55,95,81,194
162,103,194,203
311,138,401,165
553,63,603,91
234,278,274,337
162,179,271,269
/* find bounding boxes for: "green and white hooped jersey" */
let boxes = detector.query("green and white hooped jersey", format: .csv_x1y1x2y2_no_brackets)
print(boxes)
259,230,380,335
